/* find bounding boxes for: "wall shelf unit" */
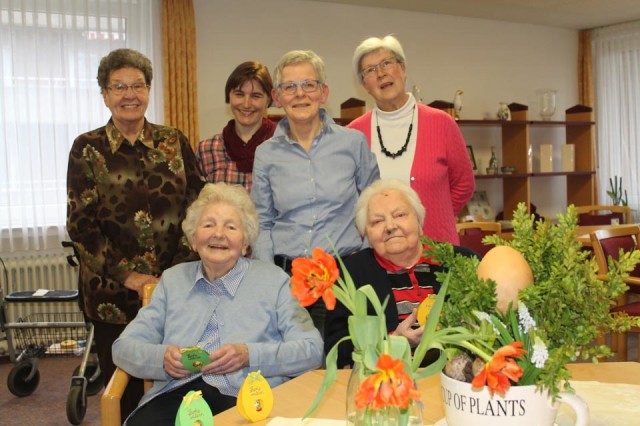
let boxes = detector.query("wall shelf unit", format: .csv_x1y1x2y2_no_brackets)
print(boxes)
455,104,596,220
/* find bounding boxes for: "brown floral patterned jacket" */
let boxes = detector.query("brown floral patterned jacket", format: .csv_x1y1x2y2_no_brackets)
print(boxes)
66,119,205,324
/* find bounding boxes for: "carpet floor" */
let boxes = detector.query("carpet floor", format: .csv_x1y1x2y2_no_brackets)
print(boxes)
1,357,101,425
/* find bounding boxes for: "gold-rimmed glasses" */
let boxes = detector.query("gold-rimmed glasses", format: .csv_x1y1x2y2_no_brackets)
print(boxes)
360,57,398,80
106,82,150,95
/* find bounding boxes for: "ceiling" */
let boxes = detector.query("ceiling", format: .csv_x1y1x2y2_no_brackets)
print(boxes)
313,0,640,30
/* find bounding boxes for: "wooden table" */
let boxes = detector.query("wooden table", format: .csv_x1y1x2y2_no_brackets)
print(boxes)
503,224,627,247
213,362,640,424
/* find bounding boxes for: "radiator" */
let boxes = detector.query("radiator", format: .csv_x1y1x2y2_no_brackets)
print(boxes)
1,251,80,321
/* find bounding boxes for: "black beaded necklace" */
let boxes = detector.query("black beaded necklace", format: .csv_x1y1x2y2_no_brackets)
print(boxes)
375,105,416,159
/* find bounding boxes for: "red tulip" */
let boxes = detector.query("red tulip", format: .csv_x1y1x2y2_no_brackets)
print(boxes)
355,354,421,410
290,248,339,309
472,342,527,396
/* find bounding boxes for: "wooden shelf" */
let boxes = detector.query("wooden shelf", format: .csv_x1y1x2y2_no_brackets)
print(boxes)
452,104,597,220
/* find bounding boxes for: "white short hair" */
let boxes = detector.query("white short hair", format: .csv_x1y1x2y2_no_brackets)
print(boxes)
273,50,327,86
354,179,425,237
352,35,406,80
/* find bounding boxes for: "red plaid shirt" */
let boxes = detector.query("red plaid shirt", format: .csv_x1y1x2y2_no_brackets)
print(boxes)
197,134,253,191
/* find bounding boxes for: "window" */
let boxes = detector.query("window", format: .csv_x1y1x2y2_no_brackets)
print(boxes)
0,0,162,252
592,21,640,221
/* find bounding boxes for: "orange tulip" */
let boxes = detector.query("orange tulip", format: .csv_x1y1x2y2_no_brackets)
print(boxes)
472,342,526,396
290,248,339,309
355,354,421,410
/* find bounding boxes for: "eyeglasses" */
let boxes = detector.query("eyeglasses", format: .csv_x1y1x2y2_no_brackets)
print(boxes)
277,80,322,95
106,82,150,95
360,57,399,80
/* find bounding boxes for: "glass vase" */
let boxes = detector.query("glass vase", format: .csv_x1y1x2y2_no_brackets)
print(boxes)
346,360,424,426
536,89,557,121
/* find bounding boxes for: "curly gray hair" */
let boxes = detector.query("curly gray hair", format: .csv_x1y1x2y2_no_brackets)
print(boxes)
182,183,259,250
97,48,153,90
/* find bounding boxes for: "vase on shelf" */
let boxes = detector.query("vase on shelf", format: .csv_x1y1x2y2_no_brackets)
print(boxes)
497,102,511,121
346,360,424,426
440,373,588,426
536,89,557,120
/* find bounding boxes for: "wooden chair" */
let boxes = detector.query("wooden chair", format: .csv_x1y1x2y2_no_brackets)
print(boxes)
590,225,640,361
576,205,631,226
456,221,502,258
101,282,157,426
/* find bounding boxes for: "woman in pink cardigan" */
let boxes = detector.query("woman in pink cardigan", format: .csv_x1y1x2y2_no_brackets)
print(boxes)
348,35,475,244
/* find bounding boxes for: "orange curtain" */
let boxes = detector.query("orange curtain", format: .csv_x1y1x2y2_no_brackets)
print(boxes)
578,29,597,201
162,0,199,151
578,30,593,107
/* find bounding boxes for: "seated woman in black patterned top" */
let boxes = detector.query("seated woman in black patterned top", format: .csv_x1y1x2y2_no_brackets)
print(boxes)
324,179,475,368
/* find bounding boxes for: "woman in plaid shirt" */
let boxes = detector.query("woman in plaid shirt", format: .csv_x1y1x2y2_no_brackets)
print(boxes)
197,61,276,192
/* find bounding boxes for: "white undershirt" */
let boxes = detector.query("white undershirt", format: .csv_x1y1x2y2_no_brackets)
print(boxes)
370,94,419,184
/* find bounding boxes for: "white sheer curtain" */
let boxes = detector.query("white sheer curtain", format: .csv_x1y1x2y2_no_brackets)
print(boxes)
592,21,640,221
0,0,163,253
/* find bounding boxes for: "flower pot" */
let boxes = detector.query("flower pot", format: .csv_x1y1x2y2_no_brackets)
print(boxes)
440,372,589,426
346,361,424,426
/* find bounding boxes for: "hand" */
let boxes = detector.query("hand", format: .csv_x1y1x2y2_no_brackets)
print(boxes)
200,344,249,376
164,345,191,379
123,271,159,299
393,309,423,347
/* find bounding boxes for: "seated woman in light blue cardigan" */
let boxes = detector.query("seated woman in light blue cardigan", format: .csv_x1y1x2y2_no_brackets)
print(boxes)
113,183,323,425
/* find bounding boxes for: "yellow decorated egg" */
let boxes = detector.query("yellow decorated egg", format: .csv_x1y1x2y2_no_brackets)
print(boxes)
237,371,273,422
477,245,533,314
417,295,436,326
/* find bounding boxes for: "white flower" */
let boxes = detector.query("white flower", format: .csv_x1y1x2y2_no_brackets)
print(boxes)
474,311,491,323
518,302,537,333
531,336,549,368
474,311,502,334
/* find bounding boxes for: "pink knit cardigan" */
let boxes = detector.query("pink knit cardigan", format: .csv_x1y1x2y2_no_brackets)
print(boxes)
348,103,475,244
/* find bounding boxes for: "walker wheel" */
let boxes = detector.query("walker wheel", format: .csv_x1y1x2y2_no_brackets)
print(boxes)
66,383,87,425
73,363,104,396
7,361,40,397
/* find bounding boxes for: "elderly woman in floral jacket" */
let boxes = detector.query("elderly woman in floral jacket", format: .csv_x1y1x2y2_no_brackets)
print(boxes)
66,48,204,421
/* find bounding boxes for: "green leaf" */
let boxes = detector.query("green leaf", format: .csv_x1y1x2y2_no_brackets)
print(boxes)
303,335,349,418
413,352,447,379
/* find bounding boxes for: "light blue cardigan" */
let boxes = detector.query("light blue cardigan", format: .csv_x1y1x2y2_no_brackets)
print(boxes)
113,258,323,408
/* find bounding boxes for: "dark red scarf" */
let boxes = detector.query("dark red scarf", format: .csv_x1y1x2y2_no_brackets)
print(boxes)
222,118,276,173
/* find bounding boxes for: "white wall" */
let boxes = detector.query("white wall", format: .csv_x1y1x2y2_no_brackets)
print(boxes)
194,0,579,218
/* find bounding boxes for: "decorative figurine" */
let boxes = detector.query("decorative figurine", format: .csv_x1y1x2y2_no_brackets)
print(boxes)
497,102,511,121
487,146,499,175
453,89,463,120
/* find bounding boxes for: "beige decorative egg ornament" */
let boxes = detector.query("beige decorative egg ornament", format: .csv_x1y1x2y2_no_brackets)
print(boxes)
477,245,533,313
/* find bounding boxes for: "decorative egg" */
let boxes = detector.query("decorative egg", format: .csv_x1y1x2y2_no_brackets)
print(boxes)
477,245,533,313
237,371,273,422
417,294,437,326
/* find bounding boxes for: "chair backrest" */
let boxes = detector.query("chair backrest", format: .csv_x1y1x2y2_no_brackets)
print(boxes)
590,224,640,277
456,222,502,258
142,282,157,393
576,205,631,226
